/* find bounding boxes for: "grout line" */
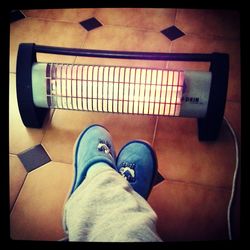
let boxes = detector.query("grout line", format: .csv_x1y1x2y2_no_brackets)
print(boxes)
173,8,177,26
82,29,90,48
40,109,56,144
163,177,233,192
92,8,99,17
24,16,81,25
168,42,174,57
10,172,29,214
98,23,167,34
72,55,77,65
151,116,159,146
164,42,173,69
73,29,90,64
51,160,73,165
9,152,18,156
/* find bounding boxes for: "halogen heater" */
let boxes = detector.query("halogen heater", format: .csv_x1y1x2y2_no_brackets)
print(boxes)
16,43,229,141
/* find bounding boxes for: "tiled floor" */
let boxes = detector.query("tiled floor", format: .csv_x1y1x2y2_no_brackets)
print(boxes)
9,8,240,241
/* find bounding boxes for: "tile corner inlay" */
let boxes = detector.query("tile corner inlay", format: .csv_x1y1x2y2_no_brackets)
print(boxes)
18,144,51,172
79,17,102,31
161,25,185,41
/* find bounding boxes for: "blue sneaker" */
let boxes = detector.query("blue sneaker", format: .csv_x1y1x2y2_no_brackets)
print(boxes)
70,124,116,195
116,140,157,199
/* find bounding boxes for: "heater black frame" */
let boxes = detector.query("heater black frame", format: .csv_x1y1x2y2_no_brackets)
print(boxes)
16,43,229,141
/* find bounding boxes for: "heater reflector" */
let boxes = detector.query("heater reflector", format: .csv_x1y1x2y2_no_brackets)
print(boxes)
33,63,184,116
32,63,211,118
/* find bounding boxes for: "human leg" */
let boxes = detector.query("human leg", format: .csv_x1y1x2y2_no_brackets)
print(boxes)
63,162,162,242
62,124,162,242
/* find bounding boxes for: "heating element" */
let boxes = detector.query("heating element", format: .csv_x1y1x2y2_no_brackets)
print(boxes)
16,43,229,141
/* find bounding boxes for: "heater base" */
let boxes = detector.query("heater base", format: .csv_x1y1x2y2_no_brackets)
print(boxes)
198,118,221,141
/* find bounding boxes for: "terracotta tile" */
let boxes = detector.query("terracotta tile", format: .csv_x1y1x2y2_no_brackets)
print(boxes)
75,25,171,69
95,8,176,31
170,34,215,53
176,9,240,39
148,180,231,241
84,26,171,52
9,73,52,154
42,109,156,164
22,8,96,23
143,8,177,16
9,154,28,211
170,35,240,102
153,117,236,188
10,161,73,241
218,41,241,103
10,18,88,73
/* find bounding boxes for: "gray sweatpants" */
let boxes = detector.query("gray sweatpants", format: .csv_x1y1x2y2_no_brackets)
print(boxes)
62,163,162,242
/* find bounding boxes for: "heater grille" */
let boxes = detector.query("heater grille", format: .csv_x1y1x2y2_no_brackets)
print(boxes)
45,63,184,116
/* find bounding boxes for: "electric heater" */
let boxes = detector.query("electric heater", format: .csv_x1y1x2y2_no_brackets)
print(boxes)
16,43,229,141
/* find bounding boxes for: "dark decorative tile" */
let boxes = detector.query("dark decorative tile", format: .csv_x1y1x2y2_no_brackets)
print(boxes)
161,25,185,41
153,171,165,186
10,10,25,23
79,17,102,31
18,144,51,172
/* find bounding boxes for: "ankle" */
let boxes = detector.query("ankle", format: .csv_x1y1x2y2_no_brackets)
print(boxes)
87,162,115,177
